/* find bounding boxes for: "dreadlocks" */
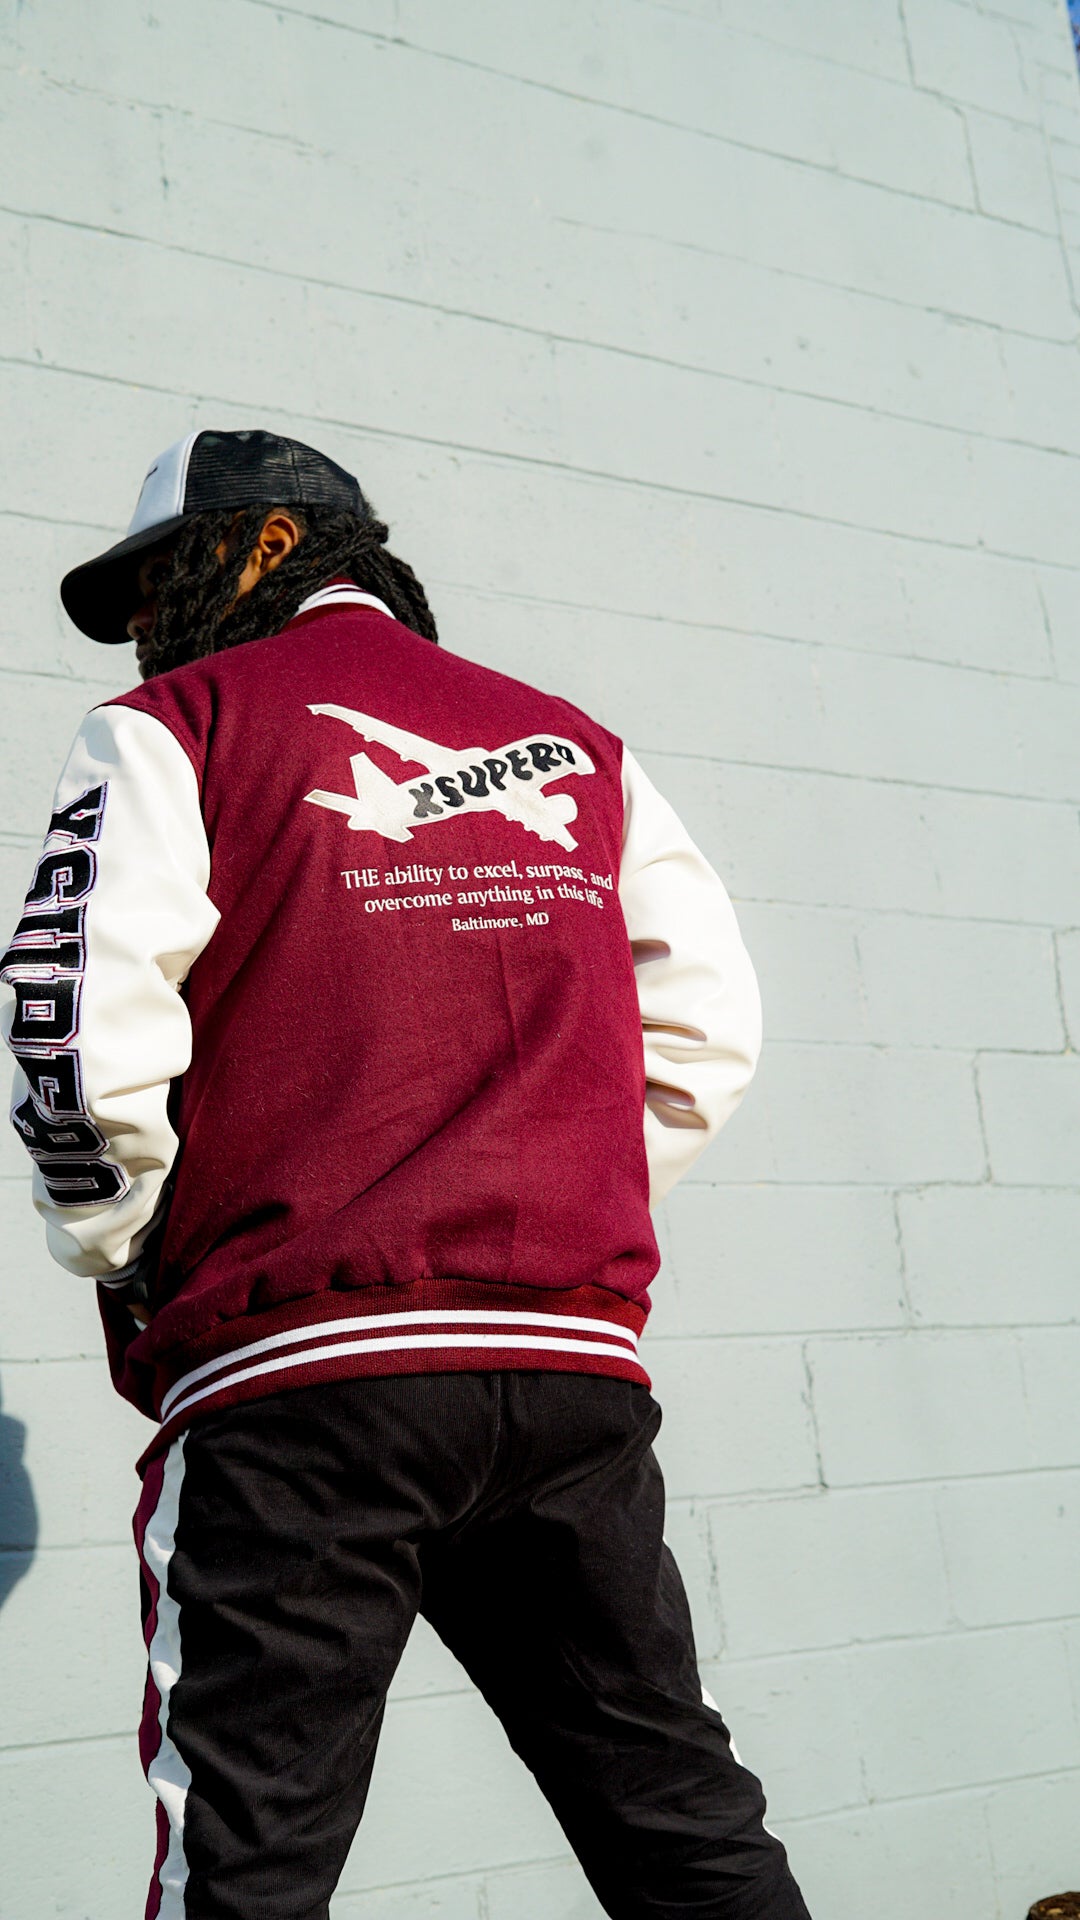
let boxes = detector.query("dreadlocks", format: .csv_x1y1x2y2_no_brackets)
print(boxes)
139,503,438,678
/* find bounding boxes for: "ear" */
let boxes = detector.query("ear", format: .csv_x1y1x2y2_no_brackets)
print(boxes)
252,509,303,579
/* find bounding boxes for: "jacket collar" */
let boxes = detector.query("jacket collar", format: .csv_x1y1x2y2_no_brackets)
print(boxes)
291,578,393,622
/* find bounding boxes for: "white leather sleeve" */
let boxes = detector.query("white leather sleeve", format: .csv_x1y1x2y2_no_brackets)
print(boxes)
619,748,763,1207
0,705,220,1278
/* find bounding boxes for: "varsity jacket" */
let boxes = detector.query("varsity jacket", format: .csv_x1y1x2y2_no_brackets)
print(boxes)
2,584,762,1453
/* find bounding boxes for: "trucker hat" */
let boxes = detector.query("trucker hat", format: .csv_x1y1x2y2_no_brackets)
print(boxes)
60,428,370,644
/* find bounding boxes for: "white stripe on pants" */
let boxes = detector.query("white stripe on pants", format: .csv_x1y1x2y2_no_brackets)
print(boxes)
141,1433,191,1920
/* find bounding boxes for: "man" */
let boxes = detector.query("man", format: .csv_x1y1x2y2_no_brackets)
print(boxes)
2,429,811,1920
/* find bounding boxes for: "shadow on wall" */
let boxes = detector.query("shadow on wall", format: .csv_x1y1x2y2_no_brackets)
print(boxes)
0,1375,38,1605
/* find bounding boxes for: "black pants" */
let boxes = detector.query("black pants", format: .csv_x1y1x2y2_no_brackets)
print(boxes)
134,1371,811,1920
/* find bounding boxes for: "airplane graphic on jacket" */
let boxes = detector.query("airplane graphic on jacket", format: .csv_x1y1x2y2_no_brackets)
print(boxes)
304,703,595,849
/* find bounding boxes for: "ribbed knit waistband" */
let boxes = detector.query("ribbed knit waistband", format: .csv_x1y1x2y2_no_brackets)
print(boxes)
140,1276,651,1465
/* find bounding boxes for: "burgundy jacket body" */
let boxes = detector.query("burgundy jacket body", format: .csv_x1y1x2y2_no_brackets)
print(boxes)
105,598,657,1439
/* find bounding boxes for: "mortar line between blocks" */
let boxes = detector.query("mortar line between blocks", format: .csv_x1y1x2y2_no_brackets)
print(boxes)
15,30,1020,223
7,192,1077,352
14,334,1080,492
781,1758,1080,1822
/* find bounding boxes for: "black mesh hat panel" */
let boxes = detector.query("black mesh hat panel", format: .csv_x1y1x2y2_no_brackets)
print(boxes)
183,430,370,520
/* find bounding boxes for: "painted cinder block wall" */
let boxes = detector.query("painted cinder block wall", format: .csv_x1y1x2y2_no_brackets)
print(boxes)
2,1,1080,1913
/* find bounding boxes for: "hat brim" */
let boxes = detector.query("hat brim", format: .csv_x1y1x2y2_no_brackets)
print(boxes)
60,516,193,645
